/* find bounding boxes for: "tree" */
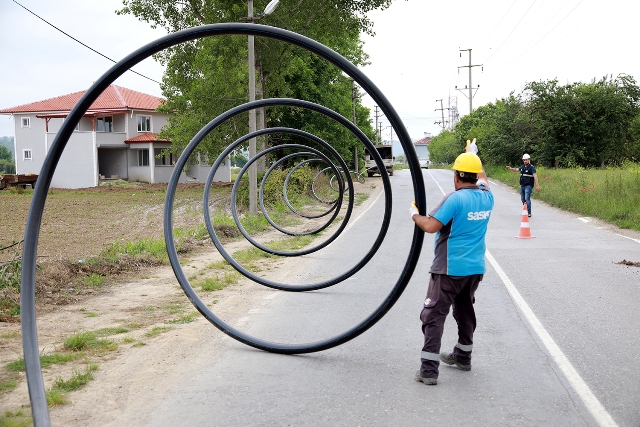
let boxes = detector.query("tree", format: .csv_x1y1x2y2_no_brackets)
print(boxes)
523,75,640,167
0,136,14,155
444,75,640,168
427,130,460,164
118,0,388,163
0,145,15,174
230,151,248,167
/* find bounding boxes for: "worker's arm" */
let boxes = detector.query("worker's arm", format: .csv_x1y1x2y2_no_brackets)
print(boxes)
410,202,444,233
477,168,489,188
533,172,541,192
505,165,519,172
412,214,444,234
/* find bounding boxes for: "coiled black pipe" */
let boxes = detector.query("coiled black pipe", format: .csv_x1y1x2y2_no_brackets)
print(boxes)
20,24,426,426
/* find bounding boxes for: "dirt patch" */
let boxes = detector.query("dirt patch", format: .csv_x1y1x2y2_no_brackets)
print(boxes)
0,178,381,424
0,181,232,263
617,259,640,267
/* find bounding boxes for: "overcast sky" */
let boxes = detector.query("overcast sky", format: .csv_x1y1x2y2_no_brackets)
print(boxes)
1,0,638,142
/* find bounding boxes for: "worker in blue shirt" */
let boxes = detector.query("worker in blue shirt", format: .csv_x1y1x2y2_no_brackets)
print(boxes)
410,152,494,385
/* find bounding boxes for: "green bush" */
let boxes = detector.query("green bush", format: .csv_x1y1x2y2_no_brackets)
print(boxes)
234,165,318,209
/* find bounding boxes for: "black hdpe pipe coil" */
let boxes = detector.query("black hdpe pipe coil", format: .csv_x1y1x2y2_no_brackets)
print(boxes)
202,126,350,253
278,155,337,221
20,24,426,426
174,104,384,291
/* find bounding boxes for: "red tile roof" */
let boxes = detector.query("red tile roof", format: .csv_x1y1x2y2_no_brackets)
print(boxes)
0,85,163,114
125,133,171,143
414,137,431,145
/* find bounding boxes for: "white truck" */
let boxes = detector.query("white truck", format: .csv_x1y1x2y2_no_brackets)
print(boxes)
364,144,394,177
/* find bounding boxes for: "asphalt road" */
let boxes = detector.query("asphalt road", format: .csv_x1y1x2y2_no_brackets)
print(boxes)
146,168,640,426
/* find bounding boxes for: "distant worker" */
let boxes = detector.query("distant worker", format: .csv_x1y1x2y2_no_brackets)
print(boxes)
410,152,494,385
506,154,541,217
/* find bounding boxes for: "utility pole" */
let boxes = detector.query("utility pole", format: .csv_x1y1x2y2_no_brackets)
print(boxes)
456,49,482,114
434,99,449,129
373,106,382,144
248,0,257,214
245,0,279,214
351,80,358,171
351,80,357,126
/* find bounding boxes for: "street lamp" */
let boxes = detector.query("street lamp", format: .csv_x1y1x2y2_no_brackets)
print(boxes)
247,0,279,214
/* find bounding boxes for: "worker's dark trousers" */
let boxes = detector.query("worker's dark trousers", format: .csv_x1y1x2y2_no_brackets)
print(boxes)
419,273,483,378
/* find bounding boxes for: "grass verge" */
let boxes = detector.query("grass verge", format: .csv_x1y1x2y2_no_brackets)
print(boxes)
485,163,640,231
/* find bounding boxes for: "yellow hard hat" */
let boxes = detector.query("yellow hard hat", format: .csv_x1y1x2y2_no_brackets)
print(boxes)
451,152,483,174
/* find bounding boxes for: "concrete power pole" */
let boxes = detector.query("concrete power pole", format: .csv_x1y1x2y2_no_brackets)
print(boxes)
351,80,358,171
374,105,382,144
456,49,482,114
434,99,449,129
248,0,257,214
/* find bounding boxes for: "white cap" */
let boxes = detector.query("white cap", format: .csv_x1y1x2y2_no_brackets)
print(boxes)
522,153,531,160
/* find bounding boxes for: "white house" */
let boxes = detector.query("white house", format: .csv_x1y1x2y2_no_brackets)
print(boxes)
414,132,431,167
0,85,230,188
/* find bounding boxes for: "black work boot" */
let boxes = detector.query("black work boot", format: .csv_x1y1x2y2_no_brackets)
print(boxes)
440,353,471,371
414,370,437,385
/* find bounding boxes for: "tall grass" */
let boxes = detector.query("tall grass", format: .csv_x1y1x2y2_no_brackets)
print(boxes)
485,163,640,230
101,238,168,263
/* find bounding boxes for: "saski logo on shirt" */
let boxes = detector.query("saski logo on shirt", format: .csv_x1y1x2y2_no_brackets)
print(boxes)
467,210,491,221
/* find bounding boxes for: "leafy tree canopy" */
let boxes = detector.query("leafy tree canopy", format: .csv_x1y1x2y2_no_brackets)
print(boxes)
0,145,13,162
0,145,15,174
440,74,640,167
118,0,390,165
0,136,14,155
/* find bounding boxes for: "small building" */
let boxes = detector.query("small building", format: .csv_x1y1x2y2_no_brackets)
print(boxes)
414,132,431,165
0,85,230,188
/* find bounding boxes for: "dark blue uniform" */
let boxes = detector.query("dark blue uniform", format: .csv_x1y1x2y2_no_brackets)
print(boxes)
519,164,536,215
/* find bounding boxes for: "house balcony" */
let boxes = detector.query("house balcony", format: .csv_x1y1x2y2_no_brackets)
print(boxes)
45,131,129,148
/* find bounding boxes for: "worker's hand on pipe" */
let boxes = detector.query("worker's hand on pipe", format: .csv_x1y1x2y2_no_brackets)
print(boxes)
410,201,419,219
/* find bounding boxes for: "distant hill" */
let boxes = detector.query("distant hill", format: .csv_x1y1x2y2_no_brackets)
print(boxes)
0,136,14,155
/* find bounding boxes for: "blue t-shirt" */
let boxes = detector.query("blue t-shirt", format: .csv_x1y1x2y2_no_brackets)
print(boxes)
428,184,494,276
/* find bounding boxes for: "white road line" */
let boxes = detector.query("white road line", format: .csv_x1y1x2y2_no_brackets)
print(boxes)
426,169,448,195
577,217,592,223
426,170,617,427
616,234,640,244
342,188,384,233
485,251,617,427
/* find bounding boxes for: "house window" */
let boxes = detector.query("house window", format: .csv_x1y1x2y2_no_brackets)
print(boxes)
97,116,113,132
138,149,149,166
137,116,151,132
155,149,174,165
23,149,32,160
21,117,30,128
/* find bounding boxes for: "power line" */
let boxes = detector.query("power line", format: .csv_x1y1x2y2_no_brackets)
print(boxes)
484,0,539,64
11,0,161,84
548,0,600,51
479,0,518,47
494,0,586,70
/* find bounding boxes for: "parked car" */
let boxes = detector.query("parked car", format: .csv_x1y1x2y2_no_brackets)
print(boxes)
419,158,429,169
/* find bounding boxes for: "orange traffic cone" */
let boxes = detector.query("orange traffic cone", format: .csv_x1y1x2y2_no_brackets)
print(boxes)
515,203,535,239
